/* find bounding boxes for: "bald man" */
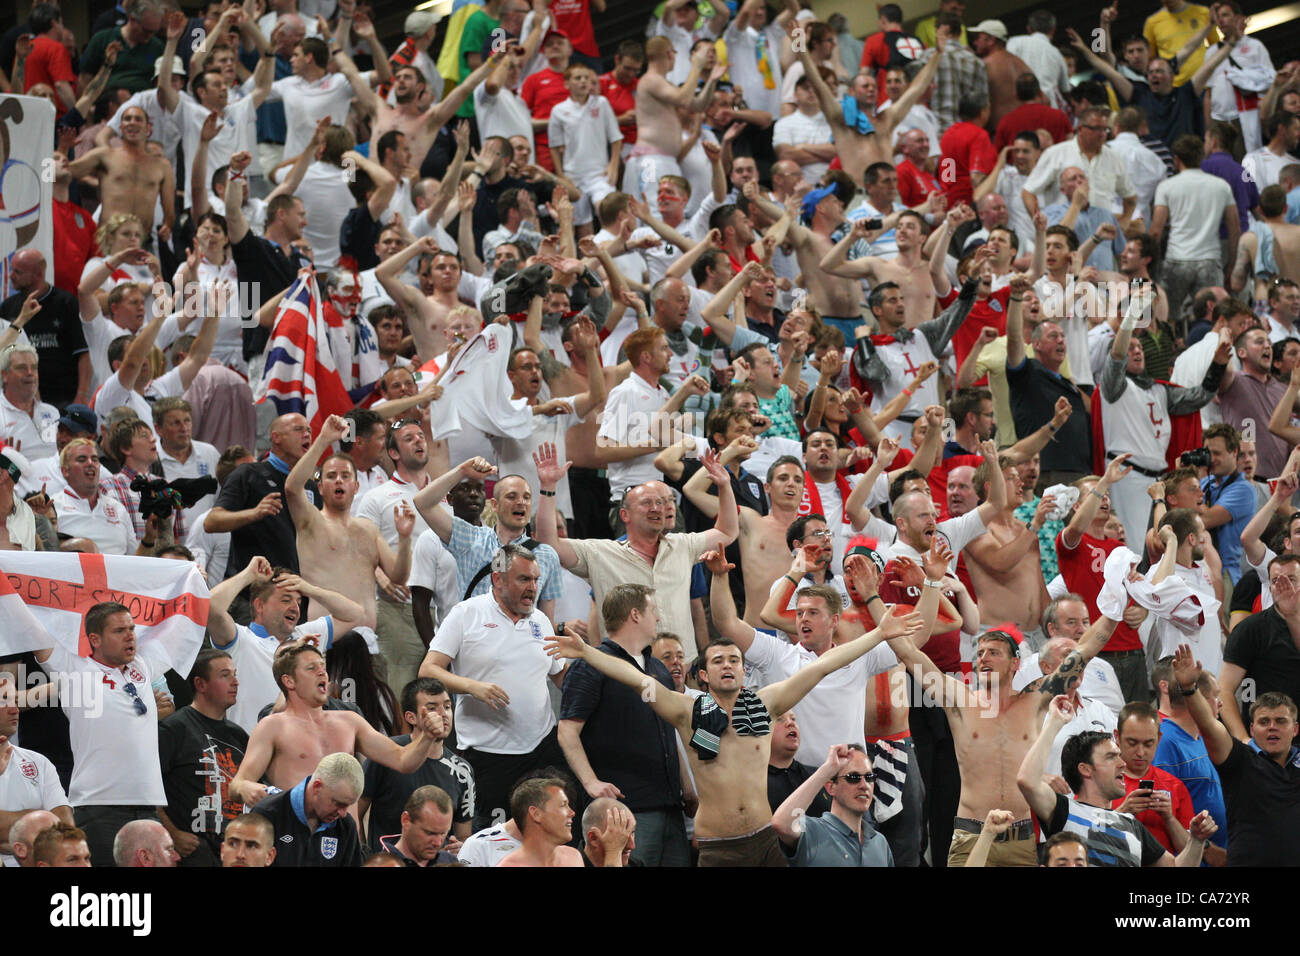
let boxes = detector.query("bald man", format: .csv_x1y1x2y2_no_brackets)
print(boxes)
8,810,60,867
112,819,180,867
206,413,318,596
0,249,91,407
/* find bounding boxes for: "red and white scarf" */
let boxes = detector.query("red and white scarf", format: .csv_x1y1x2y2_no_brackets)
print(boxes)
798,470,855,524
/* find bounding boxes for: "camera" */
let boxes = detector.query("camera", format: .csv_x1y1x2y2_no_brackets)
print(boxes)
130,475,219,520
1179,448,1211,469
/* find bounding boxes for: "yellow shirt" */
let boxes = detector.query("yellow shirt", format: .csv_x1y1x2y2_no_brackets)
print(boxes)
1143,4,1218,87
914,16,967,51
975,336,1074,446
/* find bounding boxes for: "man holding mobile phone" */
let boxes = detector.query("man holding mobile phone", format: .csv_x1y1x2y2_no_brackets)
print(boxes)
1110,701,1197,855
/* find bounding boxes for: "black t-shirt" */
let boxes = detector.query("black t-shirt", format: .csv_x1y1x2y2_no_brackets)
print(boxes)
339,205,381,272
252,778,363,867
214,459,318,578
1215,738,1300,866
467,174,527,257
231,231,311,361
361,739,475,851
767,760,832,817
157,706,249,854
1230,568,1262,615
1007,358,1092,474
1223,606,1300,728
0,286,88,408
1129,81,1204,147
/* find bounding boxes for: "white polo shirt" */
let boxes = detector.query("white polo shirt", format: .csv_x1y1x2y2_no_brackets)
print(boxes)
351,463,391,515
882,508,989,572
743,630,898,765
56,486,136,555
80,311,133,394
597,372,669,500
429,592,562,754
214,616,335,735
267,72,355,159
1022,139,1136,214
547,95,622,181
408,529,460,627
0,743,68,865
0,393,59,461
43,641,171,806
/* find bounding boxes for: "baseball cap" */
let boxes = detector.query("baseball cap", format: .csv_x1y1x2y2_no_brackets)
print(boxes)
543,26,570,45
970,19,1008,41
404,10,442,35
799,183,844,224
153,55,187,78
59,404,98,435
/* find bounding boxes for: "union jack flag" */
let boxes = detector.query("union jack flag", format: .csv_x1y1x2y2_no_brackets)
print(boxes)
253,273,354,431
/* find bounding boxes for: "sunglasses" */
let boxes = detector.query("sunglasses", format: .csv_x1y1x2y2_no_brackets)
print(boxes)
123,681,149,717
835,772,876,784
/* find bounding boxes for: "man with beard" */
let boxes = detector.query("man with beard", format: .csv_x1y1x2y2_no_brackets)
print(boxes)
418,544,569,831
891,542,1124,866
1019,695,1217,866
286,415,416,633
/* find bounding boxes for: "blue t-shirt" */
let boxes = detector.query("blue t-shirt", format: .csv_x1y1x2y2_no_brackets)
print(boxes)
1153,716,1228,852
1201,472,1255,584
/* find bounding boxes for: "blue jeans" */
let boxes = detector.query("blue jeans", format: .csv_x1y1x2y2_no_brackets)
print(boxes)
628,808,691,867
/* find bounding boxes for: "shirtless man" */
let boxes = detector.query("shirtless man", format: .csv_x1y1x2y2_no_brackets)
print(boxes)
796,29,943,182
67,105,175,242
376,237,454,363
496,777,583,868
745,184,863,324
890,537,1119,866
545,605,923,865
963,454,1051,644
284,415,415,631
1232,185,1300,298
822,205,968,327
971,23,1031,129
625,37,724,210
684,452,805,625
231,641,441,801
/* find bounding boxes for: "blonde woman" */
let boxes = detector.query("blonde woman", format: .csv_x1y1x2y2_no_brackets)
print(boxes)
81,213,155,313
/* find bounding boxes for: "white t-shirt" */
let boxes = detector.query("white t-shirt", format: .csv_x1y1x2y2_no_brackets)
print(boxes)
286,161,354,268
744,629,898,765
408,529,461,626
267,72,354,159
429,593,563,754
43,641,171,805
0,743,67,866
0,394,59,461
215,616,335,734
1152,169,1236,261
169,257,244,372
92,367,185,435
597,372,670,499
177,96,260,206
771,109,834,184
457,823,521,864
185,507,230,583
547,95,622,181
474,85,534,159
490,391,583,518
55,486,136,555
883,508,988,573
79,312,133,395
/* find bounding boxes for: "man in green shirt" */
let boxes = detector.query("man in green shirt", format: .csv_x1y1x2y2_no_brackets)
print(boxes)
457,0,506,118
79,0,165,94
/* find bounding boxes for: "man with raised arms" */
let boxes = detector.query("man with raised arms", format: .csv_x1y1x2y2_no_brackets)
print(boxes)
544,608,923,866
230,642,442,803
888,536,1121,866
285,414,416,633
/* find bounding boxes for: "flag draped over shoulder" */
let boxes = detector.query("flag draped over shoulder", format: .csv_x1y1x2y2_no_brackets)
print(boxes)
253,273,354,430
426,323,534,441
0,552,210,675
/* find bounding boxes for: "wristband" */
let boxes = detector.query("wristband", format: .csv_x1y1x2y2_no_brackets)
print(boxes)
1179,684,1197,696
539,489,556,497
1008,296,1023,302
1089,487,1105,500
1048,422,1059,433
785,574,800,585
922,578,943,589
903,388,915,396
865,594,883,604
7,322,20,331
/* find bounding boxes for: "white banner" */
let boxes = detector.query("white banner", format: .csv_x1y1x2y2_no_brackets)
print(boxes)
0,552,210,676
0,95,55,297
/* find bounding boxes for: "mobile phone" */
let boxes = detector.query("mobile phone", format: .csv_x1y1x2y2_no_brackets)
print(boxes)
862,217,884,230
1138,779,1154,790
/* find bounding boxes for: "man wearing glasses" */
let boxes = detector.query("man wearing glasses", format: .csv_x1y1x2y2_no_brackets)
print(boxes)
1220,554,1300,741
772,743,893,866
1020,107,1137,226
32,601,173,866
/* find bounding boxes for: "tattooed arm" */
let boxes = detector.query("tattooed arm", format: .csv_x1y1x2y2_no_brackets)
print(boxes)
1036,615,1119,704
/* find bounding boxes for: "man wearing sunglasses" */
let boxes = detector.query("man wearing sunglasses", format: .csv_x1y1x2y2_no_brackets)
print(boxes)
32,600,173,866
772,743,893,866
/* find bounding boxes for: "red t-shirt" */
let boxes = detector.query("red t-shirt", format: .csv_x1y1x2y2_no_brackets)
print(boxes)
1110,765,1196,855
599,71,638,146
520,68,569,171
551,0,599,57
938,121,996,206
24,35,77,116
896,157,940,207
1053,530,1143,651
951,286,1011,384
993,102,1072,152
880,565,963,673
51,199,99,296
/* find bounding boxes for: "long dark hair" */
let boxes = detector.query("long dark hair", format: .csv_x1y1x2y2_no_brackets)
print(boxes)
327,632,398,736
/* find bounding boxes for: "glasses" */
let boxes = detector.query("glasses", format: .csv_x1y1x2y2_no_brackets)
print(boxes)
1079,124,1109,132
123,682,148,717
804,530,833,540
389,418,421,432
835,772,875,784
